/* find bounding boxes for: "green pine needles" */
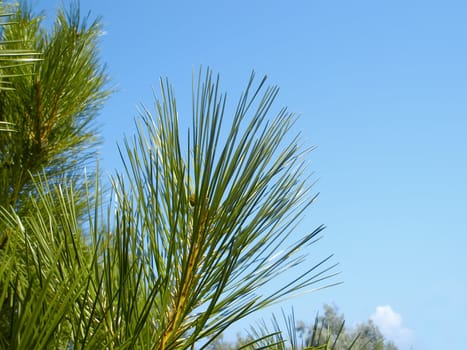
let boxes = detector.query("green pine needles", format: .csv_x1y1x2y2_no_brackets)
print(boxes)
0,2,109,217
109,71,339,349
0,3,338,350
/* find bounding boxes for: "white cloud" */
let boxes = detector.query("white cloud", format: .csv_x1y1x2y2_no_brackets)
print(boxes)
370,305,415,350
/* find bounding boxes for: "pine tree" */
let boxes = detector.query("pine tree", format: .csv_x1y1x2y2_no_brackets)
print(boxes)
0,3,337,349
0,2,109,218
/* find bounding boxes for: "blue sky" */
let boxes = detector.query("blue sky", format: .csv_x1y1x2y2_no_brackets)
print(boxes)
39,1,467,349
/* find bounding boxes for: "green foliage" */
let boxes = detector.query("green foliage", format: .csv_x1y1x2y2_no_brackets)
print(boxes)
299,305,398,350
0,2,109,217
209,305,398,350
0,7,337,343
0,4,340,349
0,176,94,349
0,70,338,348
109,71,339,349
0,2,40,136
0,2,40,93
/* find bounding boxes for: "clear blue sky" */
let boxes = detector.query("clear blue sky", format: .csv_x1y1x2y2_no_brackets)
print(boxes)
39,1,467,349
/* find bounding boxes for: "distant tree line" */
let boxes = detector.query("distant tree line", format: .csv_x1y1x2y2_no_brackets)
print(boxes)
207,304,398,350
